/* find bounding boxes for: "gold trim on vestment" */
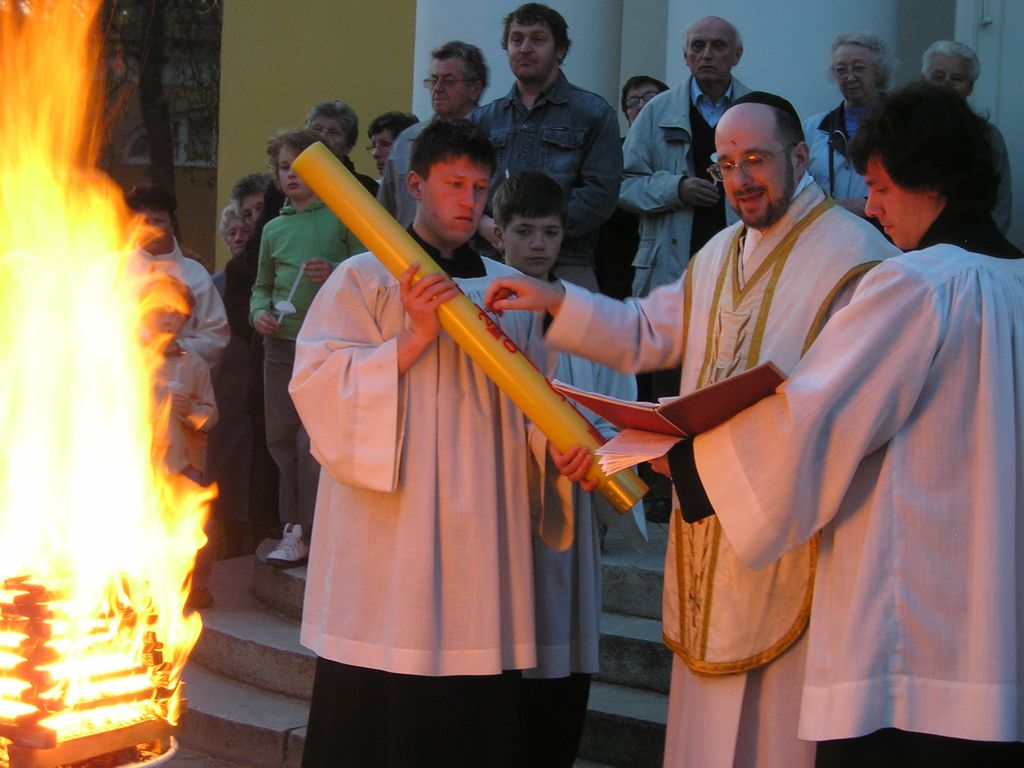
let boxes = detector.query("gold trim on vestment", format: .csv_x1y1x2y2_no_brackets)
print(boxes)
672,196,844,675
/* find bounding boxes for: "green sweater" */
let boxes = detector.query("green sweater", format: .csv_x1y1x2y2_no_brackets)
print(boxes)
250,200,363,340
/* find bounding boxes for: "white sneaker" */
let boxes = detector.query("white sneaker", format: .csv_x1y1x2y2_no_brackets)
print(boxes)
265,524,309,567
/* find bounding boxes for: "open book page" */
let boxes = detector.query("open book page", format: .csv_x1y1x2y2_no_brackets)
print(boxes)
552,361,786,448
549,380,684,435
595,429,684,474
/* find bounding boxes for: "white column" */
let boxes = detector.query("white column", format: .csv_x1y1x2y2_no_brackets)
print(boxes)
411,0,624,118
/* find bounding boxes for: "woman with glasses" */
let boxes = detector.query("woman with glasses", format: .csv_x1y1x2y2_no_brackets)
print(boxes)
802,32,893,219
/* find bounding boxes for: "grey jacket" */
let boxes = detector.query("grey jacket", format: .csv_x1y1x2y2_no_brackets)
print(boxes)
620,77,748,296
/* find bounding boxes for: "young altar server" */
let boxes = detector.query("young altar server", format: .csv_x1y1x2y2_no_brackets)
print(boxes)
290,120,545,768
493,171,647,767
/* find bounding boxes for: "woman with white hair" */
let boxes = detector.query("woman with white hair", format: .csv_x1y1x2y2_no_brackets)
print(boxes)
802,32,894,218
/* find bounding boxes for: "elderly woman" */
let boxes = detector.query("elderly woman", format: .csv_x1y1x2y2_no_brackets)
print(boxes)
922,39,1013,234
803,32,894,217
304,99,378,195
218,204,248,260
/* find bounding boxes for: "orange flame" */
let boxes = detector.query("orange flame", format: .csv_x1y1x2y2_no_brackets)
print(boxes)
0,0,209,747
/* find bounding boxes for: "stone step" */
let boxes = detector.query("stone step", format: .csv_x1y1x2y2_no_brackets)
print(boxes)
578,681,668,768
598,612,671,694
179,663,307,768
251,543,305,621
192,555,315,699
601,521,667,621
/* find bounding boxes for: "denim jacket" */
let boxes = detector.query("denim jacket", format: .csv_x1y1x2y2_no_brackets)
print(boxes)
472,71,622,267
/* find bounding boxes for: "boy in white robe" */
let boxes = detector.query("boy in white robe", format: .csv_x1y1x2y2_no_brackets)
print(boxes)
290,120,544,768
493,171,647,766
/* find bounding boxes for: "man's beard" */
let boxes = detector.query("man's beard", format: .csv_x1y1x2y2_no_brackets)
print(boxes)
738,160,795,230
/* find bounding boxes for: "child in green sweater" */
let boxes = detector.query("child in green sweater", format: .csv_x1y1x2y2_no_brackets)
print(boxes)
250,128,363,566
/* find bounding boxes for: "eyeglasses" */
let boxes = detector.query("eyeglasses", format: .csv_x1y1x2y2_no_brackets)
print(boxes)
624,91,660,109
422,75,478,90
707,148,789,182
832,64,870,79
366,140,393,154
927,71,969,87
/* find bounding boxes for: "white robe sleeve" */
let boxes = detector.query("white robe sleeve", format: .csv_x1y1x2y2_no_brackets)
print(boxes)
290,257,405,493
546,279,687,374
695,259,945,569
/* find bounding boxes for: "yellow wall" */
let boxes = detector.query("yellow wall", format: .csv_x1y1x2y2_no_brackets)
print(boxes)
216,0,417,268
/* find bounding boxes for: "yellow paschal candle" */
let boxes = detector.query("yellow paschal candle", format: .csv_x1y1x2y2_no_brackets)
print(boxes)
293,142,647,513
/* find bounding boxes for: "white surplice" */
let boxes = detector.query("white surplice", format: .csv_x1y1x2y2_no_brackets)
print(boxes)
290,252,544,677
697,245,1024,743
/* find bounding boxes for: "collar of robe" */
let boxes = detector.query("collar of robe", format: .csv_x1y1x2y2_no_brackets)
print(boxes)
407,226,487,277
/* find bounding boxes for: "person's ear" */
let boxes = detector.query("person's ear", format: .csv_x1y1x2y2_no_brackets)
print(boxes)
406,170,424,200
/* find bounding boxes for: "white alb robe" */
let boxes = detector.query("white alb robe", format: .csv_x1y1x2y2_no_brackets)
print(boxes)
697,245,1024,743
291,252,543,677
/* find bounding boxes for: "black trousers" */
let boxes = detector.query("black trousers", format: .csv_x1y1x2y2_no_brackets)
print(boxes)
521,673,592,768
816,727,1024,768
301,657,527,768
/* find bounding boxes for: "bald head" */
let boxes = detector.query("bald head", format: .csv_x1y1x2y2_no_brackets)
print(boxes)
714,102,809,230
685,16,742,100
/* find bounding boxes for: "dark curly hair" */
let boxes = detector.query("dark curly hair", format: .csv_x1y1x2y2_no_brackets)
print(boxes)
849,82,997,216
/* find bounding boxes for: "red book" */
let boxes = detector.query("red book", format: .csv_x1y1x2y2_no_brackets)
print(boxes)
553,361,786,437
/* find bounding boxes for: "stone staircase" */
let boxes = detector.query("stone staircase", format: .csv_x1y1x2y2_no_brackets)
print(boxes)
177,523,671,768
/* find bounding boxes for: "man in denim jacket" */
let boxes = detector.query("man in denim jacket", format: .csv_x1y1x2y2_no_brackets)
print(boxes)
472,3,621,290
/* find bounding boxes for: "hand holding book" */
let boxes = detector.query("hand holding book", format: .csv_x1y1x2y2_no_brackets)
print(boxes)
551,362,786,474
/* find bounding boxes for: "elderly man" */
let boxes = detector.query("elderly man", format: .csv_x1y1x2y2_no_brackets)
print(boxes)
922,39,1013,234
378,40,488,226
473,3,622,290
484,92,898,768
621,16,749,298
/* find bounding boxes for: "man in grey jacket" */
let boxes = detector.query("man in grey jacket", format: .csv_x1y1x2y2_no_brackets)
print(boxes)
621,16,749,298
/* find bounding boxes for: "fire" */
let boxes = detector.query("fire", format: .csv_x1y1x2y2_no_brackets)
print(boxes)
0,0,210,759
